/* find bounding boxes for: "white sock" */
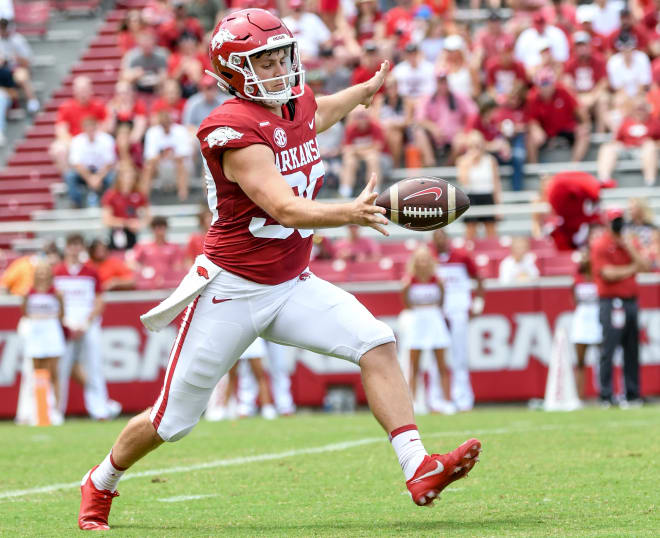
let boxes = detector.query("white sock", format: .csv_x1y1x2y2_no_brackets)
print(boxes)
338,184,352,198
390,425,428,481
90,452,125,492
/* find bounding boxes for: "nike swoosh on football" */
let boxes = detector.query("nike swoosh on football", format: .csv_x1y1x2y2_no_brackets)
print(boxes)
212,297,231,304
410,461,444,483
308,119,314,129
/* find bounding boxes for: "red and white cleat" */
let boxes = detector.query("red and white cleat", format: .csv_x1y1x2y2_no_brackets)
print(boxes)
406,438,482,507
78,466,118,531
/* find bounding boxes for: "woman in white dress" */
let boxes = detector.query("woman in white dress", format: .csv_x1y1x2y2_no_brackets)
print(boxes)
21,262,66,417
571,254,602,400
401,246,453,413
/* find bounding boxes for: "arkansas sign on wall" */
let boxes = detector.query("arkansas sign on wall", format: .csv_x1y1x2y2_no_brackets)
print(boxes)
1,278,659,417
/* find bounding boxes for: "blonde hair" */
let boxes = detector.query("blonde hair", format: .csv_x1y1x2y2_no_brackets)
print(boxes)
407,245,437,278
629,197,654,225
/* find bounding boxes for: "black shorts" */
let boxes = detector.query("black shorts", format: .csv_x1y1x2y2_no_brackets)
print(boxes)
0,65,15,88
545,130,575,147
463,193,496,223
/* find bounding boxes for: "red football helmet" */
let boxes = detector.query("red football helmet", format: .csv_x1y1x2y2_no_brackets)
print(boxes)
206,9,304,106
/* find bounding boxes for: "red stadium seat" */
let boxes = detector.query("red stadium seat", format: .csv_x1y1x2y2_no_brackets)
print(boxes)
14,1,50,37
52,0,101,14
14,139,52,152
0,205,48,221
0,165,59,180
25,125,55,139
82,48,123,61
8,152,53,167
0,179,56,195
539,252,579,276
309,260,348,282
347,259,398,282
90,35,119,48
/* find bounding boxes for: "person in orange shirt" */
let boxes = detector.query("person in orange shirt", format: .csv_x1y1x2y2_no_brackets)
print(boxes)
0,243,61,296
88,239,136,291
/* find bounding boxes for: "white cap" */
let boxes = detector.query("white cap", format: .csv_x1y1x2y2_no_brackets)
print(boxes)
443,34,466,52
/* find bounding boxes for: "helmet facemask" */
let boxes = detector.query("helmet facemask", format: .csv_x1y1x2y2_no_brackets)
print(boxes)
207,36,305,106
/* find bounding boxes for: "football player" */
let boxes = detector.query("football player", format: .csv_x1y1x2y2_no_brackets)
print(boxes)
78,10,481,530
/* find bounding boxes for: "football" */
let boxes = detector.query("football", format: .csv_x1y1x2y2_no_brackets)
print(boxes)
375,177,470,231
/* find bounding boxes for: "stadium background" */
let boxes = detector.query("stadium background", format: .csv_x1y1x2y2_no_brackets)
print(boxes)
1,0,660,417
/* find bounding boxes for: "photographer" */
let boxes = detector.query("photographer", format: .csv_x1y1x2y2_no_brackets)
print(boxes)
590,208,650,408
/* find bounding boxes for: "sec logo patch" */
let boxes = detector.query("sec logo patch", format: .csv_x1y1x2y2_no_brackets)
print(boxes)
273,127,287,148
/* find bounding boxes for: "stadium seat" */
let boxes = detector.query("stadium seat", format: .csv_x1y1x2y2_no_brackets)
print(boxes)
14,1,51,37
0,165,59,180
33,112,58,127
52,0,101,14
539,252,579,277
309,259,348,282
82,48,123,61
14,139,52,153
89,35,119,48
71,60,121,75
347,259,398,282
0,179,56,195
8,153,53,167
25,125,55,139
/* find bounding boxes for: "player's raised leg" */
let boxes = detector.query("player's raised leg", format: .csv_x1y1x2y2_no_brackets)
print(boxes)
262,274,482,507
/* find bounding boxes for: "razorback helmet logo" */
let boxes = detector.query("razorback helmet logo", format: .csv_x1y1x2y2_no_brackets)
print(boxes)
205,9,305,106
197,266,210,279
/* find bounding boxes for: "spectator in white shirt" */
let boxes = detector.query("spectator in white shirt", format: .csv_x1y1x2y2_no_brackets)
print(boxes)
0,18,39,113
591,0,623,36
514,12,569,72
142,109,192,201
498,237,540,284
392,42,436,101
282,0,331,60
607,32,652,97
65,116,117,208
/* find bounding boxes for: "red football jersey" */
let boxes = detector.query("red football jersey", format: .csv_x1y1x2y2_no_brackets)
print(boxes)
197,86,324,285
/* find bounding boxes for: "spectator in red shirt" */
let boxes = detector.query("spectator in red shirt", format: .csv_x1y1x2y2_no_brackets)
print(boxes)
526,67,590,163
49,76,108,173
608,7,649,55
382,0,415,51
596,98,658,186
334,224,381,262
128,216,184,289
166,31,208,98
484,35,527,101
563,31,609,133
339,107,389,198
350,41,385,92
105,81,148,163
184,205,212,266
88,239,136,291
118,9,144,55
101,161,150,250
150,78,186,125
156,0,203,52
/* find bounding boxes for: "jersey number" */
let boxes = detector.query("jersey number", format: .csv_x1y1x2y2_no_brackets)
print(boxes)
248,161,324,240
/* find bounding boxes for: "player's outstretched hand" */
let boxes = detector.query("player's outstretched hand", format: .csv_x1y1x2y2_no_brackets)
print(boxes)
350,174,389,236
361,61,390,108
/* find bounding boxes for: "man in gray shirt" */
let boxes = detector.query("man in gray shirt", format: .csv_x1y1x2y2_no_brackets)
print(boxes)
121,31,168,94
182,75,229,132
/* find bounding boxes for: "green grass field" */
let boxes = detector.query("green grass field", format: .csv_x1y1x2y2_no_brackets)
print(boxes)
1,406,659,537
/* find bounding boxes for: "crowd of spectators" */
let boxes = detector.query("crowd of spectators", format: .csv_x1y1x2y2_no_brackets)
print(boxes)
42,0,660,214
3,0,660,290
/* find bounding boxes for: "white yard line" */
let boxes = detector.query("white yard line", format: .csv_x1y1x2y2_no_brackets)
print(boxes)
158,494,218,503
0,418,656,501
